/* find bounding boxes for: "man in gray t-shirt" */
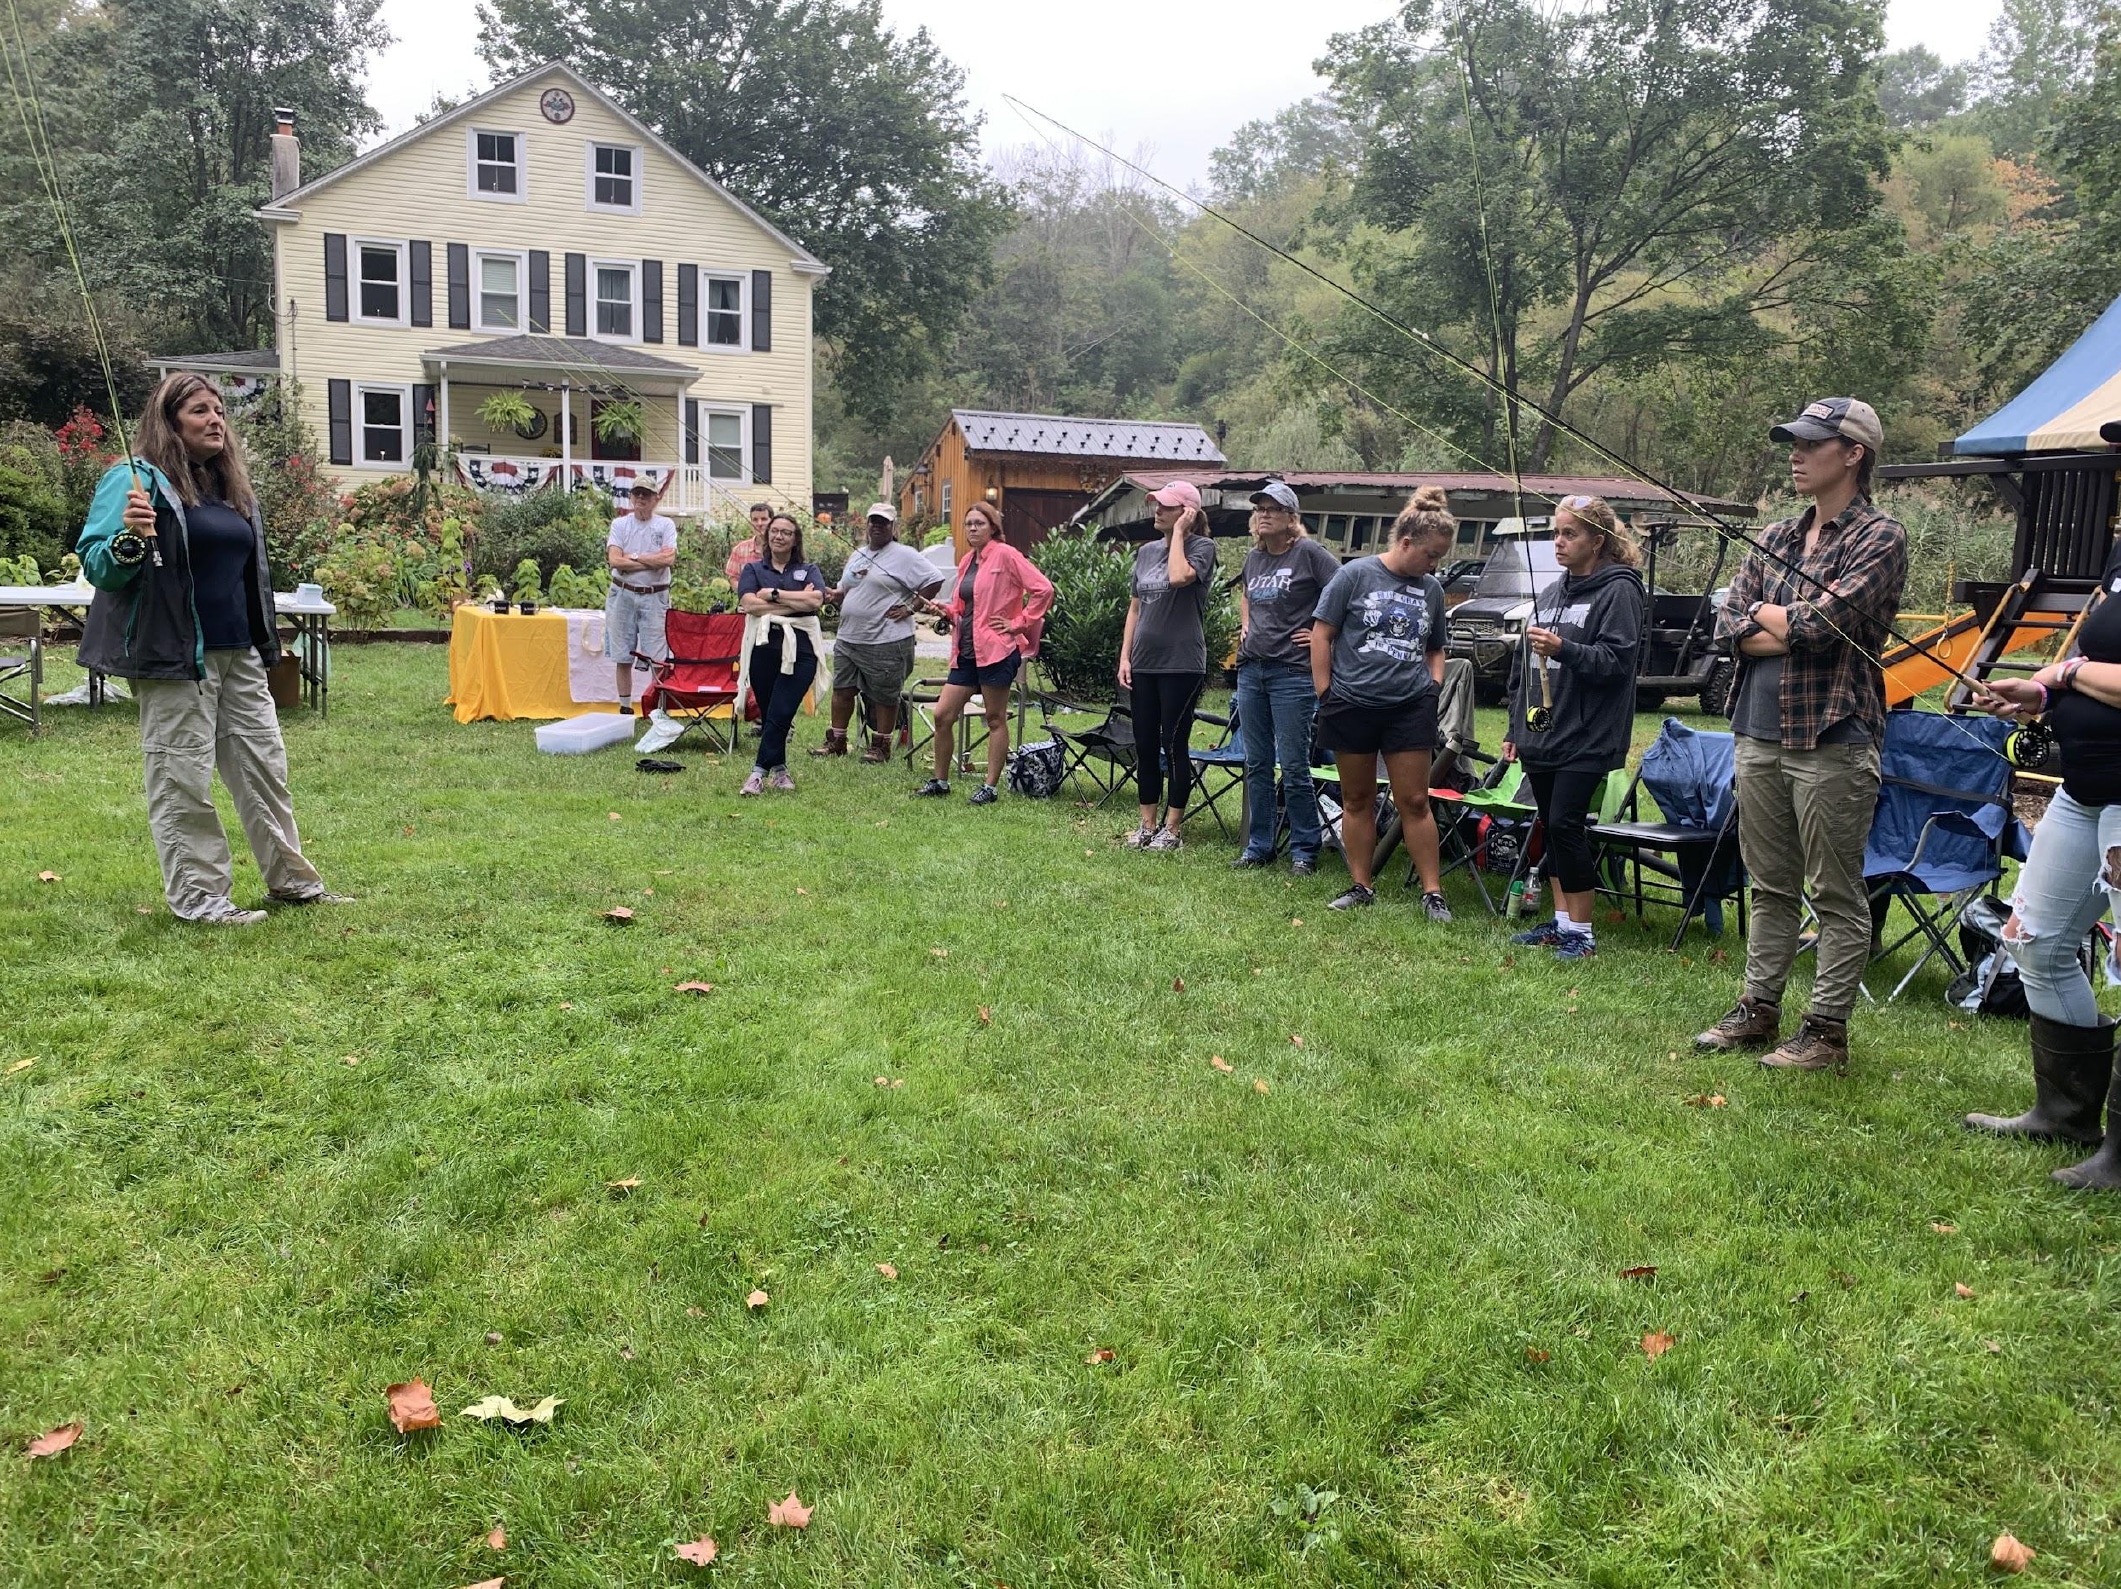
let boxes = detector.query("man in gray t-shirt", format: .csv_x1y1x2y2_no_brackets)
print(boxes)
818,503,943,759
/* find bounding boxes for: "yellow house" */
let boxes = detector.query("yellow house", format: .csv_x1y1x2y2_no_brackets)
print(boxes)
158,61,826,516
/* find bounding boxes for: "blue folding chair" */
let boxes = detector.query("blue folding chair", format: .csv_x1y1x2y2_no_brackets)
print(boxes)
1590,718,1746,948
1185,706,1249,843
1859,710,2031,1001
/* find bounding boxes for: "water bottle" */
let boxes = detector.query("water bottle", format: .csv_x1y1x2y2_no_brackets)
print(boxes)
1505,877,1530,918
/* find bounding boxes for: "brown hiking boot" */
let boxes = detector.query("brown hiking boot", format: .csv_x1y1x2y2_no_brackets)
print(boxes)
1694,997,1781,1052
809,729,849,757
1758,1014,1849,1073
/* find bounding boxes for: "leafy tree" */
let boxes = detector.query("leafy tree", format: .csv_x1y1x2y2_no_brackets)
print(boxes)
5,0,385,354
1320,0,1918,476
1877,46,1969,129
1209,96,1367,204
1970,0,2101,156
478,0,1011,428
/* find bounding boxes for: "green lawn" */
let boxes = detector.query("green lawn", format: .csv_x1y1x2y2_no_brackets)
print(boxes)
3,644,2118,1587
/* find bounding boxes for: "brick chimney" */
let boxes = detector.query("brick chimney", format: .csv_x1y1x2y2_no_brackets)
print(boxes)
270,108,299,201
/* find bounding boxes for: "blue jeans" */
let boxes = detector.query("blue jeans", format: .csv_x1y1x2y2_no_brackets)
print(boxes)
2006,787,2120,1026
1236,660,1322,861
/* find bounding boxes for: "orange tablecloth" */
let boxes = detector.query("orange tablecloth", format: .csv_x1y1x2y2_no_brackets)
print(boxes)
447,605,605,723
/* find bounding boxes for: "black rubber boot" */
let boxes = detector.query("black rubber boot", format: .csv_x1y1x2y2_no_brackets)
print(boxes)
1965,1014,2112,1145
2054,1062,2121,1189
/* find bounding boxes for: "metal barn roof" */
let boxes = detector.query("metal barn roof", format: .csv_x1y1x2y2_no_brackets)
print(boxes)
951,410,1226,463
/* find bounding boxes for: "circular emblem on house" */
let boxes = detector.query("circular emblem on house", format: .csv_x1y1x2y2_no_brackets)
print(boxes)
540,87,576,124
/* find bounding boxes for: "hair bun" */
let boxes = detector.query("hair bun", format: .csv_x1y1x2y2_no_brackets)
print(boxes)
1411,484,1449,513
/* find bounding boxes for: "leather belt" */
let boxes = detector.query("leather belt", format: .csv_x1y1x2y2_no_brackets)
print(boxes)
615,579,669,596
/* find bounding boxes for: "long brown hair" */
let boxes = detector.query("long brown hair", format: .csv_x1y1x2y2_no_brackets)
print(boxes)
1391,483,1456,548
1555,494,1642,569
963,500,1003,544
135,373,256,516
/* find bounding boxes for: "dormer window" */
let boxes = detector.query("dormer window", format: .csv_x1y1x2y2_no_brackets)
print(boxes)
588,143,639,212
470,129,524,200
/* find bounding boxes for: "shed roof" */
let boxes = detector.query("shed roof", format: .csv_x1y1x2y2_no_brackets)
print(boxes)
951,410,1226,463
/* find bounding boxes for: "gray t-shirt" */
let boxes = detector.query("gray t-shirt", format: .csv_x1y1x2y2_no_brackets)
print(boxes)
1731,653,1867,744
1129,534,1220,675
1238,537,1341,667
1312,555,1447,708
835,539,939,646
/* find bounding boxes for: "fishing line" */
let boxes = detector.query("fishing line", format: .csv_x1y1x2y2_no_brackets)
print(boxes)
1005,93,2035,764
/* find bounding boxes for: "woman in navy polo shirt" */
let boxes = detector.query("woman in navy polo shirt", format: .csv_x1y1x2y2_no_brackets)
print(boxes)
735,512,826,794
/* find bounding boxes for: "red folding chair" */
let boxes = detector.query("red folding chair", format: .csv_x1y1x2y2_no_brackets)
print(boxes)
639,610,745,753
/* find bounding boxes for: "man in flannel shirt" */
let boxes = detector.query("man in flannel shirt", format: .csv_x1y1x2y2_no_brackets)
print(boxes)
1694,398,1907,1074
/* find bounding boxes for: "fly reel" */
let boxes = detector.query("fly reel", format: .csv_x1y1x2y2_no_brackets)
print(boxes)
2006,719,2055,770
110,530,151,567
1526,704,1555,734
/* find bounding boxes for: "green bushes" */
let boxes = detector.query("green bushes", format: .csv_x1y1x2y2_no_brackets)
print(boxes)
236,382,343,584
0,422,75,570
1032,524,1241,699
474,487,612,586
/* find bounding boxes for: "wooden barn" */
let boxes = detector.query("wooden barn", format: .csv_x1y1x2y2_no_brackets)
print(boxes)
901,409,1226,554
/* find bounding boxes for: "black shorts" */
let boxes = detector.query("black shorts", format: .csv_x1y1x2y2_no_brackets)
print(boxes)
946,651,1021,689
1317,693,1439,757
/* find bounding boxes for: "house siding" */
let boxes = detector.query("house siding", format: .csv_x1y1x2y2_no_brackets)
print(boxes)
270,71,815,507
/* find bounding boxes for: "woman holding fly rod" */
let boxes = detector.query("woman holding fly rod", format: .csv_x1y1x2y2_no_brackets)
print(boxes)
76,372,349,925
1501,494,1645,961
1969,562,2121,1190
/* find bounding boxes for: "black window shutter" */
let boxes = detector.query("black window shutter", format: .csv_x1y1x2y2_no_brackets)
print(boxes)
750,269,772,351
641,259,663,342
327,379,352,465
446,243,470,330
527,251,550,333
408,241,433,327
751,403,772,484
676,264,698,346
564,253,587,337
412,383,435,449
684,398,699,465
323,234,348,322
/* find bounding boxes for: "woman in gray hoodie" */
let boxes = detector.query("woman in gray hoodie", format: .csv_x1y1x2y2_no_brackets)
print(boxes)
1502,494,1645,959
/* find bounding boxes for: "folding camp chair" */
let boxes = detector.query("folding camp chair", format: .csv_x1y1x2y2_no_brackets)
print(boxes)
1589,718,1746,948
1184,707,1248,841
1851,710,2029,1001
638,610,744,753
1048,703,1136,805
1426,760,1536,912
0,608,40,732
901,670,993,774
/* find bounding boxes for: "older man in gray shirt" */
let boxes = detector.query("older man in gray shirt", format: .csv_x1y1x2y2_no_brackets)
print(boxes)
817,502,943,761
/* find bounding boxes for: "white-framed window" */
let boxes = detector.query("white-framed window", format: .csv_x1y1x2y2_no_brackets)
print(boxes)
593,261,636,340
939,479,953,524
587,142,641,212
468,128,525,201
357,384,411,465
703,273,745,349
474,249,525,332
701,406,747,481
354,239,406,325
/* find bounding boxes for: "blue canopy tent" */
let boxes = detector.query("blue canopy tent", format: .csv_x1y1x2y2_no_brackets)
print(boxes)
1954,292,2121,456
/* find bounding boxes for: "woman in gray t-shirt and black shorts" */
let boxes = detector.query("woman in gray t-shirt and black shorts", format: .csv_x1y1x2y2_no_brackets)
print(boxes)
1119,481,1220,852
1309,485,1455,920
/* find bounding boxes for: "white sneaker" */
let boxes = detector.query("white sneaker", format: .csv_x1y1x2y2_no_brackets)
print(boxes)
1123,825,1156,849
1146,828,1184,852
195,907,268,927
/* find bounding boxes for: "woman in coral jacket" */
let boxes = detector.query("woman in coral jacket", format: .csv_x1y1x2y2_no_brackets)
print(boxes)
913,500,1055,805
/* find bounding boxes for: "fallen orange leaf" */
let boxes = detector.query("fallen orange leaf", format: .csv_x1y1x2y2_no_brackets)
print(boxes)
977,1006,991,1024
930,946,948,958
37,870,60,883
1930,1222,1957,1235
1291,917,1303,927
1172,977,1185,992
1618,1265,1658,1281
1253,1079,1270,1094
675,1536,719,1565
875,1263,898,1280
487,1525,507,1551
1683,1093,1728,1108
1289,1034,1304,1048
1956,1282,1976,1299
746,1289,769,1310
1085,1348,1115,1364
1523,1348,1550,1364
796,887,808,895
673,981,715,995
1641,1331,1675,1360
606,1177,642,1196
8,1057,36,1075
603,907,635,923
558,1001,573,1010
768,1490,813,1528
608,811,622,821
26,1421,81,1458
461,1579,504,1589
385,1379,440,1434
402,824,415,836
1990,1532,2035,1573
1210,1056,1234,1073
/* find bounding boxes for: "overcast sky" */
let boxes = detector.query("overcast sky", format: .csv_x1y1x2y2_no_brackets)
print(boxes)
368,0,2008,187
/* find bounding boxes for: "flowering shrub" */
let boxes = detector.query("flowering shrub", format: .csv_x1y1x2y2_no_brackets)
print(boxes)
314,534,409,629
236,382,344,583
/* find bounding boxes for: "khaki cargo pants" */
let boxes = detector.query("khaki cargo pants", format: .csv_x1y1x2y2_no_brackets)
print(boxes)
1733,734,1880,1021
134,649,322,920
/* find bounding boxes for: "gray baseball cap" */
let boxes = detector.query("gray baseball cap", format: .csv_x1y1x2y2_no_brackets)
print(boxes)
1771,397,1883,453
1249,480,1301,513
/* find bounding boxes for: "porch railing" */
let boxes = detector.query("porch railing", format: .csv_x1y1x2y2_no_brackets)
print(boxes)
453,455,754,519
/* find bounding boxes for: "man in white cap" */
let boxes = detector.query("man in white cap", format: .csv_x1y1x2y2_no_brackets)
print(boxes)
1695,396,1906,1075
605,477,677,713
817,501,943,759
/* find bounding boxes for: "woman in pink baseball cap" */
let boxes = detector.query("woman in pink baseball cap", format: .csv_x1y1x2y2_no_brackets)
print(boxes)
1119,481,1219,851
